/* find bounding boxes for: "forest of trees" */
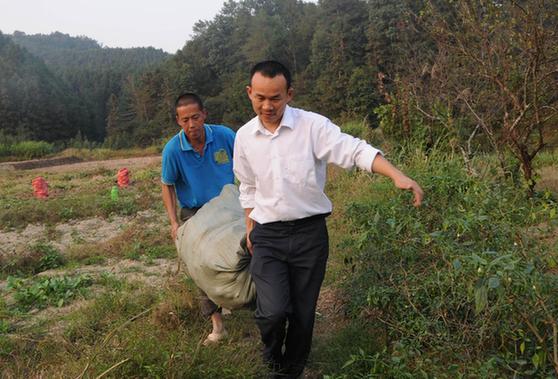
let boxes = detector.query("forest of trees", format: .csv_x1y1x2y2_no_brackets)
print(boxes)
0,31,168,142
0,32,86,141
107,0,556,189
0,0,556,185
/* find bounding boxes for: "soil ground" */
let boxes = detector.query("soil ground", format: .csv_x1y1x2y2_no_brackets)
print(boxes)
1,155,348,378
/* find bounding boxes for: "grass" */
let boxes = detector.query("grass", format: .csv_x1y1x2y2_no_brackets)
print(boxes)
0,161,162,230
1,276,267,377
0,140,56,161
57,145,162,161
324,146,558,377
6,274,92,311
1,141,557,377
0,148,273,377
0,242,65,278
64,218,175,264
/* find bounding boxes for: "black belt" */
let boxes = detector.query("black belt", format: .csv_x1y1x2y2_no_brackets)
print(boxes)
263,213,330,227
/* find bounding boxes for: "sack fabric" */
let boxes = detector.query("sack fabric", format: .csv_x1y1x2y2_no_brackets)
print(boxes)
175,184,255,309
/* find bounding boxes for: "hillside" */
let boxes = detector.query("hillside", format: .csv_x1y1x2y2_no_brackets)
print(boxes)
3,31,169,142
0,32,86,141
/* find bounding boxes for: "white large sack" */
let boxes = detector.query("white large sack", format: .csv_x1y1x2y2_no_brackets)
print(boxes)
175,184,255,309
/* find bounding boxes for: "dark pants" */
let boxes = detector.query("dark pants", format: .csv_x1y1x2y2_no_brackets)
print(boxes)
180,207,220,318
249,215,329,378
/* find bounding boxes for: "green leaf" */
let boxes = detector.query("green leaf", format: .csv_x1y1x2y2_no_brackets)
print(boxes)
520,341,525,354
475,285,488,314
452,259,462,270
532,352,541,367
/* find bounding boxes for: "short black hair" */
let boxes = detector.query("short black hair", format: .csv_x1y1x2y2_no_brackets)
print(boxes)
250,60,292,90
175,92,204,113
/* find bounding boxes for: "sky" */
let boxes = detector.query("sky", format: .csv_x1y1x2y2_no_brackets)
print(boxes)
0,0,229,53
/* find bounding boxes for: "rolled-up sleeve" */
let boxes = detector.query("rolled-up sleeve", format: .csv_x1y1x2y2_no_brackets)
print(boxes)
233,137,256,209
313,119,382,172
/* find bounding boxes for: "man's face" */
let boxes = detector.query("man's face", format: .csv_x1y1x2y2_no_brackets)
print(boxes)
247,72,293,128
176,103,207,142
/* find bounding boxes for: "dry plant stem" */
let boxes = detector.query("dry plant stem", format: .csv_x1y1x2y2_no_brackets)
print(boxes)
75,363,90,379
518,309,544,344
395,265,420,315
187,333,207,372
536,296,558,375
101,307,152,345
459,124,480,176
95,358,130,379
460,96,509,175
553,322,558,375
376,316,436,351
516,306,558,373
75,307,153,379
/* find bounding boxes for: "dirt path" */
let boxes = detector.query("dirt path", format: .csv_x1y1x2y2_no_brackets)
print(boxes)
0,155,161,173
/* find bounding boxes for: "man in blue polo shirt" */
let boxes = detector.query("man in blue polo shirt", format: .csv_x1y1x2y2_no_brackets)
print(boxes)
161,92,235,345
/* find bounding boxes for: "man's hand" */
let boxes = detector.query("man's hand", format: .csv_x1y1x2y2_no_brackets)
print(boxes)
244,208,255,255
162,183,180,240
392,174,424,208
371,155,424,207
171,220,180,240
246,231,253,255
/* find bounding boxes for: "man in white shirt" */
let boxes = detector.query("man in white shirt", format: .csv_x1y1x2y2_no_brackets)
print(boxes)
233,61,423,378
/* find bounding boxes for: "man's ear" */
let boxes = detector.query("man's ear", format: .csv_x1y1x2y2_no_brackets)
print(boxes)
246,85,252,98
287,87,294,102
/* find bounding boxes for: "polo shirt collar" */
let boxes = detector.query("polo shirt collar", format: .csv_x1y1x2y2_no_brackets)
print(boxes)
179,125,213,151
253,105,295,135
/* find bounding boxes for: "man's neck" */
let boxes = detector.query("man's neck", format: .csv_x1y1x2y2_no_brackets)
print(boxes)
186,130,206,155
259,117,283,134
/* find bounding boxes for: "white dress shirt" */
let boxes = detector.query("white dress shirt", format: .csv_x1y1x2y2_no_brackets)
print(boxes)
233,105,382,224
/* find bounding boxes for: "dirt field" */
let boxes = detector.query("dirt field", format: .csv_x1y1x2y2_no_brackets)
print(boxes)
0,154,349,378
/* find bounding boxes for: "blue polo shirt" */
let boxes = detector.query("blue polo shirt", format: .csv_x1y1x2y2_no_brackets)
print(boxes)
161,124,235,209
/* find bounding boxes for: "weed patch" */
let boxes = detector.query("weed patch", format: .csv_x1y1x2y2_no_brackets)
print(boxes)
0,140,55,161
0,242,65,277
330,148,558,376
6,274,92,311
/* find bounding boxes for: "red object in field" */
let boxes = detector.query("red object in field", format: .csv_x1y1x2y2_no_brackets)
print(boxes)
117,168,130,188
32,176,49,199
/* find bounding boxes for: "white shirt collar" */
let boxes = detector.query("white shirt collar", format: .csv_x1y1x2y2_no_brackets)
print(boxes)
252,105,295,135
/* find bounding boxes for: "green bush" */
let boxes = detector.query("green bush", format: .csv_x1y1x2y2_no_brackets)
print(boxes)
341,120,370,140
337,148,558,376
3,141,55,160
34,242,66,272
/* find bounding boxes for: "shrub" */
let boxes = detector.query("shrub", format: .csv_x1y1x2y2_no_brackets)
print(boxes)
337,148,558,376
3,141,55,160
34,242,66,272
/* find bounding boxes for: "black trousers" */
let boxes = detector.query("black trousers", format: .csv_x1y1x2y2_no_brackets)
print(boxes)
249,215,329,378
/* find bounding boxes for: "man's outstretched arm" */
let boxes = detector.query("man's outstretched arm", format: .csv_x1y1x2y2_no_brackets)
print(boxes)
371,155,424,207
